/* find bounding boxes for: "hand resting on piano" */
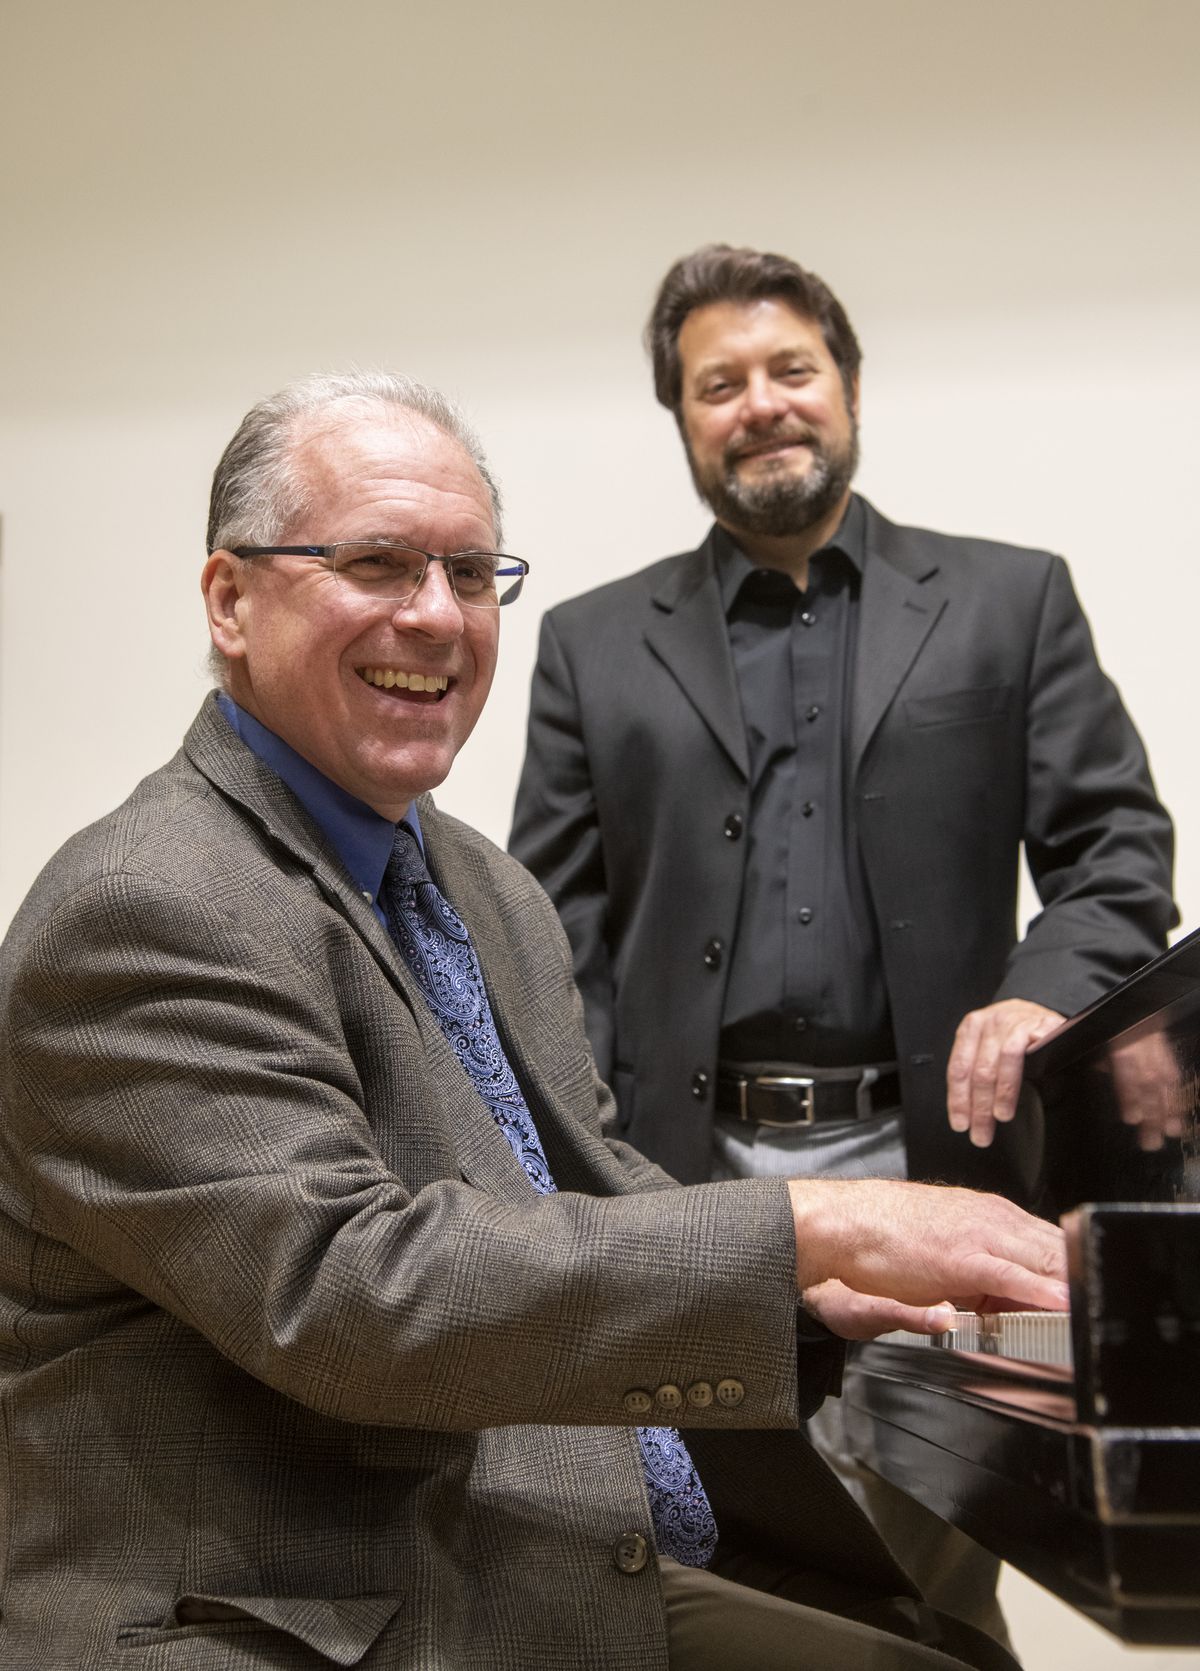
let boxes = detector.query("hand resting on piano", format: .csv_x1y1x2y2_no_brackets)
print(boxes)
787,1176,1069,1342
946,997,1066,1147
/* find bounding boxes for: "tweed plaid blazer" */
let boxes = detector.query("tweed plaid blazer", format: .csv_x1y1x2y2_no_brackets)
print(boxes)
0,696,914,1670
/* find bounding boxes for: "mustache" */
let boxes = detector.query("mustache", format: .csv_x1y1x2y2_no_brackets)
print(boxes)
726,426,818,462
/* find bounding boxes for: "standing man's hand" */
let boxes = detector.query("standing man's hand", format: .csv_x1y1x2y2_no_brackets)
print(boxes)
946,999,1064,1147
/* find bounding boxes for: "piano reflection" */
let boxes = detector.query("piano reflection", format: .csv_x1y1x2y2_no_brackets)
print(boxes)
847,927,1200,1645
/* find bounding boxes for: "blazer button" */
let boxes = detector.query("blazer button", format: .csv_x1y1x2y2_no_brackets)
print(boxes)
686,1381,713,1409
723,812,744,840
623,1388,653,1416
716,1378,745,1408
655,1383,683,1412
690,1071,709,1101
703,937,724,970
613,1531,649,1574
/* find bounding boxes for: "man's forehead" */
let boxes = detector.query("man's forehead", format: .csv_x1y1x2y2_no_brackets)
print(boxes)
681,297,824,364
292,407,488,514
290,401,446,470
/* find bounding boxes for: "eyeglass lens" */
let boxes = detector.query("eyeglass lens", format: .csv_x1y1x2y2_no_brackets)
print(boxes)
332,542,521,607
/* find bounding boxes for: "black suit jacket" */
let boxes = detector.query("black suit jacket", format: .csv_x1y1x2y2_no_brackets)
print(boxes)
510,498,1176,1200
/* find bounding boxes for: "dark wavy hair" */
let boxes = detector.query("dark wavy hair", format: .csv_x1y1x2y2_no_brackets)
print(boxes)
646,243,862,413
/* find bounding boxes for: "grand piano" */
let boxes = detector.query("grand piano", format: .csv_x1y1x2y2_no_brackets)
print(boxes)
846,929,1200,1645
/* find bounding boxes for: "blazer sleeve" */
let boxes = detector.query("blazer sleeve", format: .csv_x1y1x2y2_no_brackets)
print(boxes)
995,554,1177,1013
509,610,618,1082
3,867,805,1436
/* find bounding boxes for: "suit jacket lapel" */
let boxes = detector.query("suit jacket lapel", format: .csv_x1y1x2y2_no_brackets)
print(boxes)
181,699,537,1200
850,502,948,778
420,800,634,1195
300,844,531,1198
183,694,407,980
644,533,749,779
419,802,601,1176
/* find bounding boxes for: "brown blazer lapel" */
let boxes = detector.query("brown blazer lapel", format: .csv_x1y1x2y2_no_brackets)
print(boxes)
182,699,537,1201
849,505,948,779
420,799,633,1195
643,536,749,779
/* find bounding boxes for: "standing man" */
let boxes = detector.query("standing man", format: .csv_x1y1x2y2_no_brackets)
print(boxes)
0,370,1067,1670
511,242,1176,1206
509,245,1176,1639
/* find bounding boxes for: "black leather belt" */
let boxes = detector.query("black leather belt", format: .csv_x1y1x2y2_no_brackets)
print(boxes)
716,1062,901,1128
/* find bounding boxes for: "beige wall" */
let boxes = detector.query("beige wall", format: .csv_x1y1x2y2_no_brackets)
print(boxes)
2,3,1199,1661
3,0,1198,934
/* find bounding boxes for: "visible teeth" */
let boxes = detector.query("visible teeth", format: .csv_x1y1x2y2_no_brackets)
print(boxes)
359,668,447,692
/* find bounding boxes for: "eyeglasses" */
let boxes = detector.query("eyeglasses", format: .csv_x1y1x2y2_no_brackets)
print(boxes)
229,540,530,609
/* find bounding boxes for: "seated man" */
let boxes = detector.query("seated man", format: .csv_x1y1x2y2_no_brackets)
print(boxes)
0,371,1066,1671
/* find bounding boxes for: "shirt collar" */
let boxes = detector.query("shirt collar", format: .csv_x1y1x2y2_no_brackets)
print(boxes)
215,692,423,910
714,491,866,614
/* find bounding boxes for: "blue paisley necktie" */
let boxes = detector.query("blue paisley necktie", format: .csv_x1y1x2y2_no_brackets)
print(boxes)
382,823,718,1568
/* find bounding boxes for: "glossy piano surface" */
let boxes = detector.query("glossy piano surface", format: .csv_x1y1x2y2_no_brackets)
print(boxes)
1030,923,1200,1217
849,929,1200,1644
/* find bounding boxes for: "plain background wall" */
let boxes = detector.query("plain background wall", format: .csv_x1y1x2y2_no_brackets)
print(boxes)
1,3,1198,1662
3,0,1198,933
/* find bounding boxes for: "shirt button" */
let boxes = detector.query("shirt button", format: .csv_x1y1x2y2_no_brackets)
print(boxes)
800,610,816,626
716,1378,745,1408
691,1070,710,1101
655,1384,683,1412
806,705,821,723
686,1380,714,1409
723,812,744,841
801,801,815,818
622,1388,653,1416
703,937,724,970
613,1532,649,1574
798,907,814,925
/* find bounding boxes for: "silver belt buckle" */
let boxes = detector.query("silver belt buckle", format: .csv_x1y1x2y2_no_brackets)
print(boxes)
742,1073,816,1128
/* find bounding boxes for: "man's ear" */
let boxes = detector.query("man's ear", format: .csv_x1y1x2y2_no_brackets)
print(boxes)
849,372,862,421
201,550,248,663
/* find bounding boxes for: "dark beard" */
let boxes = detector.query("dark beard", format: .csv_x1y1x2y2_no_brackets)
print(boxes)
688,423,859,538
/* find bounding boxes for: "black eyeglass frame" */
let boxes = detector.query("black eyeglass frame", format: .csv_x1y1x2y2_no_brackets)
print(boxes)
228,541,530,608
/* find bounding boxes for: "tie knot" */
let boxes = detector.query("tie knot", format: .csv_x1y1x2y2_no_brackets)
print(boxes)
387,822,429,890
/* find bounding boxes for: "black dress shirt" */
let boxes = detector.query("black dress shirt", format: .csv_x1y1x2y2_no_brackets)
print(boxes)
716,495,896,1068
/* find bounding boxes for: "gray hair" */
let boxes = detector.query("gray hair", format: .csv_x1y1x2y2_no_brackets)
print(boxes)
206,369,503,553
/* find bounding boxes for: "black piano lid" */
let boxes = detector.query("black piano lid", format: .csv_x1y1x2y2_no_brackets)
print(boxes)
1026,922,1200,1085
1022,928,1200,1213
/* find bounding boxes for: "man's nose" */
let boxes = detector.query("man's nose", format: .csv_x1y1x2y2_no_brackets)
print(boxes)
390,558,465,635
740,373,789,425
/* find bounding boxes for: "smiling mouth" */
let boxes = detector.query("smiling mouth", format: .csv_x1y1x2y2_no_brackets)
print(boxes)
734,435,812,463
357,666,450,702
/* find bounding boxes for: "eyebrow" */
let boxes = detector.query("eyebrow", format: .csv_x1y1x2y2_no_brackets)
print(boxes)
356,534,500,553
691,345,819,381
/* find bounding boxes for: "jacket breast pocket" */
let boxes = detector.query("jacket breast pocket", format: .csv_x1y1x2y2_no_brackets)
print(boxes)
904,684,1011,729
